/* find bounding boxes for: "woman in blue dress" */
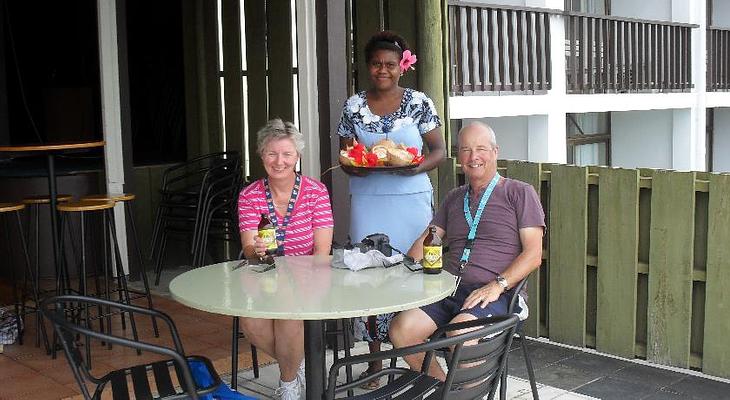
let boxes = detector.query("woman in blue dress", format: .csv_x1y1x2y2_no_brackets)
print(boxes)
337,30,446,388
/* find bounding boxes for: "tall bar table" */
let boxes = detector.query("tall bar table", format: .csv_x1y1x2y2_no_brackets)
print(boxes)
0,140,105,290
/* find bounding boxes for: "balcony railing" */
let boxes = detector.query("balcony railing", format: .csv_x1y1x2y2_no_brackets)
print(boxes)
707,27,730,91
566,12,696,94
448,2,559,95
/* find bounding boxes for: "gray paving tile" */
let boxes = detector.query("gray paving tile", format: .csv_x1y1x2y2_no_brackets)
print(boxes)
609,364,687,389
511,340,580,371
659,375,730,400
558,352,631,376
575,376,660,399
641,387,697,399
532,363,605,391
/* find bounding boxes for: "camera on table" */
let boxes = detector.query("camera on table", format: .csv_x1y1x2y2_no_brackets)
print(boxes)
359,233,392,257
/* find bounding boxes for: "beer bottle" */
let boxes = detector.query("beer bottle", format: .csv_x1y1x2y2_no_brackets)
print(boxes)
422,226,443,274
257,213,278,253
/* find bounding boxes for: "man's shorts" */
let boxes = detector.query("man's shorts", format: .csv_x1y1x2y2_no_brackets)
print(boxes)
420,282,523,327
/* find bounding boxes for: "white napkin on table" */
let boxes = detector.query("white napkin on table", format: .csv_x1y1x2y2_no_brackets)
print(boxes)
331,248,404,271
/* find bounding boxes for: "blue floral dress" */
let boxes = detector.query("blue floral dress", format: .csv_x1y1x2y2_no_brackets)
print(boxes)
337,88,442,342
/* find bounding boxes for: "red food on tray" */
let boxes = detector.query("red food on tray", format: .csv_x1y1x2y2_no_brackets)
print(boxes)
339,139,423,168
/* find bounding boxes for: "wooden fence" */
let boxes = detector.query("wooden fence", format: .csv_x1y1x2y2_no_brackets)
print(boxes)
498,160,730,379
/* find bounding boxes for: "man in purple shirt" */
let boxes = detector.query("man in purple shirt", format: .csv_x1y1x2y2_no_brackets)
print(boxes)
389,122,545,380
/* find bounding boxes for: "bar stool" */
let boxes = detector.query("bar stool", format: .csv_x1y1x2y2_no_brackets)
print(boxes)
0,202,47,350
22,194,73,293
82,193,158,336
81,193,159,336
56,200,141,366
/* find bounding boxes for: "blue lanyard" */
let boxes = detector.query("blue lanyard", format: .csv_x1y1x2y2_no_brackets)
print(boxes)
264,173,301,256
459,173,501,272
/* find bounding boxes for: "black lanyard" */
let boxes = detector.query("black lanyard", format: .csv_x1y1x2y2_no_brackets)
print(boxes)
263,173,301,256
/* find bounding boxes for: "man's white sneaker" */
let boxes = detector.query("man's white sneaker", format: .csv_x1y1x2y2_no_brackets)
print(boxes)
274,378,301,400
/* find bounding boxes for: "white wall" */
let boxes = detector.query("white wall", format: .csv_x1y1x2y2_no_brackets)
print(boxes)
713,0,730,28
611,0,670,22
612,110,673,169
464,116,529,160
713,108,730,172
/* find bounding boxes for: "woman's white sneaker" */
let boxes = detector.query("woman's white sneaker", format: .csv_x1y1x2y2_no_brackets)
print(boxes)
274,378,301,400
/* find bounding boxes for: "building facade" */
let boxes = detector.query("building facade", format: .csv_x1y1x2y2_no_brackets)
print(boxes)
449,0,730,173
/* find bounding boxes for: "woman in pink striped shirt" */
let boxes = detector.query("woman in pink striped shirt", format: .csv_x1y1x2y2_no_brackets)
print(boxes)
237,119,334,399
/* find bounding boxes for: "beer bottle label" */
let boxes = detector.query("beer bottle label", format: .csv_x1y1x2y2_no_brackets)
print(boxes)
258,228,278,251
423,246,443,269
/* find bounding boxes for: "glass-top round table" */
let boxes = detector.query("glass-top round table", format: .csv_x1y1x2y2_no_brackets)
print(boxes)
169,255,457,400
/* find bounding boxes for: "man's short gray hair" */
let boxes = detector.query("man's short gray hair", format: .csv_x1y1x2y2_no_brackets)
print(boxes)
256,118,305,156
458,121,497,147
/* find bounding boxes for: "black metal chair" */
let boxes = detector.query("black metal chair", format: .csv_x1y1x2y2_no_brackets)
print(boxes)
41,295,222,400
150,152,241,283
191,173,244,268
500,278,540,400
326,314,520,400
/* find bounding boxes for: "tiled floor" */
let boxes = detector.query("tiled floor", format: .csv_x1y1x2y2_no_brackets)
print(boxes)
506,338,730,399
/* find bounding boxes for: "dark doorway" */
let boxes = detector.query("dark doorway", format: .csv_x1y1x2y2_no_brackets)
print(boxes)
2,0,101,145
126,0,187,166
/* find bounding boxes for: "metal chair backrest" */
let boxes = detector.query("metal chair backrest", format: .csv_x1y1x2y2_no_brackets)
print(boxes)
326,314,520,400
432,315,520,400
41,295,221,400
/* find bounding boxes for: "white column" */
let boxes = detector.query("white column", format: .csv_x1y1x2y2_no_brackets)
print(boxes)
97,0,129,273
542,0,568,163
527,113,567,163
296,0,320,179
692,0,708,171
672,109,693,171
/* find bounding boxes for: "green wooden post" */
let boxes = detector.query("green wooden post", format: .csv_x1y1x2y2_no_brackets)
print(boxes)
244,0,267,179
221,0,244,157
202,0,222,153
703,173,730,378
353,0,382,92
388,0,417,90
416,0,448,204
132,167,153,254
181,0,202,159
548,164,588,346
647,170,695,368
507,161,545,338
596,167,639,358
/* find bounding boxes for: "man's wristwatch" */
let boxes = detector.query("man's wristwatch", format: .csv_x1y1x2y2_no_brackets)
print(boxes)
495,275,510,291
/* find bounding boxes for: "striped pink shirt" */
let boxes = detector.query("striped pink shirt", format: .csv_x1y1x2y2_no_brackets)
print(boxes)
238,175,334,256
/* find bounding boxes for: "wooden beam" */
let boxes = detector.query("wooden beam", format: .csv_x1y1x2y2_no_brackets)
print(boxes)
221,0,244,158
548,164,588,346
647,170,694,368
267,0,294,122
596,167,639,358
703,173,730,378
244,0,267,179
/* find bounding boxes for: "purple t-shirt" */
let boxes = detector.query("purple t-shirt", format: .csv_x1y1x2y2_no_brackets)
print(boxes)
432,177,545,285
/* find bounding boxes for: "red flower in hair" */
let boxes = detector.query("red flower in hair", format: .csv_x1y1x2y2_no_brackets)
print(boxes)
400,50,417,73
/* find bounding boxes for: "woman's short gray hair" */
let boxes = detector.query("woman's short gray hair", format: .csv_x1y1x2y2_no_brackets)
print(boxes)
256,118,305,156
